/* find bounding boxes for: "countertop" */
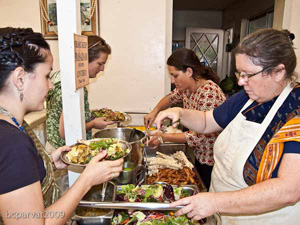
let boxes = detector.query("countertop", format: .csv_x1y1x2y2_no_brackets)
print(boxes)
24,109,46,128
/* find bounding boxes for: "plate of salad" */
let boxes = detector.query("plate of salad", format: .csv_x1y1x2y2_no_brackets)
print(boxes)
61,138,131,167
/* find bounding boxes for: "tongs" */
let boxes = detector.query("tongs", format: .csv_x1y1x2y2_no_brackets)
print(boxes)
79,201,184,211
100,182,108,201
160,119,180,133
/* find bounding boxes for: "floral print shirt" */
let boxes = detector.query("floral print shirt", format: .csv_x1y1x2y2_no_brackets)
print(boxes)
46,71,92,149
167,80,226,166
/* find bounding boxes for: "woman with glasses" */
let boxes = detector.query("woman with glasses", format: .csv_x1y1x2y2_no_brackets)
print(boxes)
144,48,226,189
46,35,114,192
0,27,123,225
154,28,300,225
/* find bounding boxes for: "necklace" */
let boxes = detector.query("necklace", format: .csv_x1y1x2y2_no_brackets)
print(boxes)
0,107,25,133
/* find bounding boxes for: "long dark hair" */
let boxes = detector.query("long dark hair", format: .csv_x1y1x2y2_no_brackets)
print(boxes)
167,48,220,84
234,28,297,81
87,35,111,63
0,27,50,92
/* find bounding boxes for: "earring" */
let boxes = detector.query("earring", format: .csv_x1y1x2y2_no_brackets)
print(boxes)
19,91,24,102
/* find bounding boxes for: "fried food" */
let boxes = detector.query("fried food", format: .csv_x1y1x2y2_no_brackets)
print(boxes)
66,144,91,164
146,151,194,176
146,167,198,185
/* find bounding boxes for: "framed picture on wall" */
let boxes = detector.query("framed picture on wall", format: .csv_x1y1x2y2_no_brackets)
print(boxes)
40,0,99,40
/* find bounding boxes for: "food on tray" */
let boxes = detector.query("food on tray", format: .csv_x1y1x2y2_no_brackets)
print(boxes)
146,151,194,176
146,167,198,185
115,184,193,203
75,207,111,217
92,108,126,121
145,151,198,185
65,144,91,164
127,126,156,132
112,210,200,225
163,126,183,133
65,138,130,164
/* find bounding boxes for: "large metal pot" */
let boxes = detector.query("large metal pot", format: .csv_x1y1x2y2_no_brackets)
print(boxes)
94,128,146,165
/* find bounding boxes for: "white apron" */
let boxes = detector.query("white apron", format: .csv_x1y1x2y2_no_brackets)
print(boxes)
210,84,300,225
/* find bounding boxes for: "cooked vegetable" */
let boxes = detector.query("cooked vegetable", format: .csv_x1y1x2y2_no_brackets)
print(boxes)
65,138,130,164
92,108,126,121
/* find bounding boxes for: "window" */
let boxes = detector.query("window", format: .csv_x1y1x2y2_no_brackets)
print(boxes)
247,12,274,34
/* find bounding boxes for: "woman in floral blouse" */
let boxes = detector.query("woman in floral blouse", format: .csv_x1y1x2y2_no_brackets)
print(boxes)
144,48,226,189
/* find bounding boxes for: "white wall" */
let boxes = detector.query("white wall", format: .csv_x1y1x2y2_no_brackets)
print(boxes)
0,0,173,113
282,0,300,75
173,10,223,41
0,0,60,71
88,0,172,113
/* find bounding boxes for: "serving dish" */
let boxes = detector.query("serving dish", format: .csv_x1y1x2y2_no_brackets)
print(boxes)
72,182,116,225
60,138,131,167
143,144,206,191
91,108,132,123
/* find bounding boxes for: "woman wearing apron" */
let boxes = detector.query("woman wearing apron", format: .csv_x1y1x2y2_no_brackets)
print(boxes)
155,28,300,225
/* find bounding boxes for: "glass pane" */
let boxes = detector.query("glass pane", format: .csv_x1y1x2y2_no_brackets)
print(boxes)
211,36,219,53
206,34,217,43
267,12,274,28
190,40,197,50
210,59,217,73
204,46,217,64
198,36,210,53
192,33,204,42
248,16,267,34
194,48,203,59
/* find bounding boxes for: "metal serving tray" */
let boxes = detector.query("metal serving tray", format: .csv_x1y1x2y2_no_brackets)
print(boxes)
72,182,116,225
144,144,207,192
78,184,199,211
111,184,199,210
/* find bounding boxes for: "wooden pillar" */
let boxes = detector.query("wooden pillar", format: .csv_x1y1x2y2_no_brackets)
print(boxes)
56,0,86,185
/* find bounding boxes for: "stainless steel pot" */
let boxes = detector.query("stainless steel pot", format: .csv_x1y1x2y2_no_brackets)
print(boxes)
94,128,146,165
113,161,145,185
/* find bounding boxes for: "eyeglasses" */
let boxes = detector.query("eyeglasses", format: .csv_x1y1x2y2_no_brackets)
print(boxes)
235,66,272,80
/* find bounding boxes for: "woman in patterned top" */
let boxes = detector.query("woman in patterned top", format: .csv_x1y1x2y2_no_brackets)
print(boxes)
144,48,226,189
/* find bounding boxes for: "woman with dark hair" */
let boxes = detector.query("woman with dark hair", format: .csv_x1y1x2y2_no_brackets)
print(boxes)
155,29,300,225
46,35,114,192
144,48,226,189
0,27,123,225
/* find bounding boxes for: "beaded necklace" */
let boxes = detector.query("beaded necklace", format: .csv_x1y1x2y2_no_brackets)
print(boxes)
0,107,25,133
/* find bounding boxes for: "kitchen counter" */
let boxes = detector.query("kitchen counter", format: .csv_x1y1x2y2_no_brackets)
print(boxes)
24,109,47,146
24,109,46,128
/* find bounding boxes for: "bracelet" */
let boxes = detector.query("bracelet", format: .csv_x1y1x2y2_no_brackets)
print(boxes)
157,135,164,144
